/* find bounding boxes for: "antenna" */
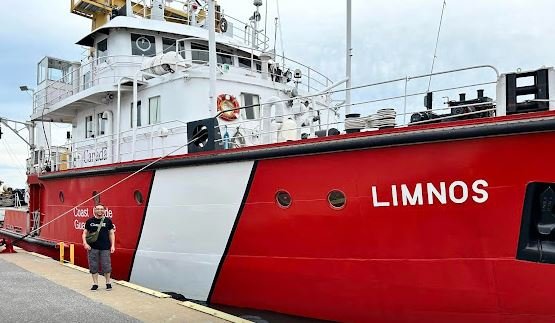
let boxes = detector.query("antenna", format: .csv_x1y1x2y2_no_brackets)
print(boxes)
346,0,352,115
427,0,447,92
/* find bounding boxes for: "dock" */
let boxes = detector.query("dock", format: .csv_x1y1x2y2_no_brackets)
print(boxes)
0,248,251,323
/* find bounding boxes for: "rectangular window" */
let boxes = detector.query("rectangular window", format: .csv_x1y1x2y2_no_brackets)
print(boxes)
130,101,142,127
237,51,252,69
85,115,94,138
149,96,161,124
163,38,177,53
136,101,142,127
97,39,108,63
217,49,234,66
238,56,251,69
83,72,91,90
131,34,156,56
37,58,48,84
191,43,209,63
130,103,134,128
97,113,106,136
177,40,186,59
241,93,260,120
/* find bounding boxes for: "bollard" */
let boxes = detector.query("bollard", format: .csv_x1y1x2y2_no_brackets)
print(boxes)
69,244,75,265
59,242,64,263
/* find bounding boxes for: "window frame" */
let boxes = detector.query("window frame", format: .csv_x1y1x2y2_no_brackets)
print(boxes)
240,93,261,120
96,38,108,64
131,33,156,57
97,112,106,136
191,42,209,63
149,96,161,125
85,115,94,138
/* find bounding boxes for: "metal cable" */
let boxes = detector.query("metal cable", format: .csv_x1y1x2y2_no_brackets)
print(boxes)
427,0,447,92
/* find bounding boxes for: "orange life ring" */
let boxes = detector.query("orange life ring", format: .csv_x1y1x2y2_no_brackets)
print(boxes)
217,94,240,121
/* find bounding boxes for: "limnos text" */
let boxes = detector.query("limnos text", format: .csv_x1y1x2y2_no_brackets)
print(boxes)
371,179,488,207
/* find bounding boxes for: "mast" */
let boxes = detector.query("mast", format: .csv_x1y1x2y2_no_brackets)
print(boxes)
208,0,217,116
346,0,352,115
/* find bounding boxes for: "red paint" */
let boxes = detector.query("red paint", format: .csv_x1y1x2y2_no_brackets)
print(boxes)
1,172,154,280
2,112,555,321
3,210,30,233
211,132,555,322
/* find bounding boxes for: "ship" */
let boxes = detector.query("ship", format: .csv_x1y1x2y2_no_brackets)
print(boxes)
2,0,555,322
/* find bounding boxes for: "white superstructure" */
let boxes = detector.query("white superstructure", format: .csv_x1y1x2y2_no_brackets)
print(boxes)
29,0,336,173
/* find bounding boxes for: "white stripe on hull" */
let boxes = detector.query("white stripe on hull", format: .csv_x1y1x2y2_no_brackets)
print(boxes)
130,161,254,300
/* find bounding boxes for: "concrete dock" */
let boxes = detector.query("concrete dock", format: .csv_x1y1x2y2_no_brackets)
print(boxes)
0,249,249,323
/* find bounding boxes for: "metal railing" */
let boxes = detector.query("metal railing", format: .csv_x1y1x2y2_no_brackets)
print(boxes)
33,46,333,114
131,0,271,49
33,55,144,113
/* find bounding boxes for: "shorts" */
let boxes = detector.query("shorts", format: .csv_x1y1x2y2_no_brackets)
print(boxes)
87,249,112,274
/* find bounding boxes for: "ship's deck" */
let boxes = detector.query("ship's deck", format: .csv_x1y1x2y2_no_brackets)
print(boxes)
0,248,246,322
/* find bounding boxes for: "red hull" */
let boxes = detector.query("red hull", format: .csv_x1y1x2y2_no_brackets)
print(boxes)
3,118,555,322
212,132,555,322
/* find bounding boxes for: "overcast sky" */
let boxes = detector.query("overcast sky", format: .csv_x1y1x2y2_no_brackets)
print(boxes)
0,0,554,188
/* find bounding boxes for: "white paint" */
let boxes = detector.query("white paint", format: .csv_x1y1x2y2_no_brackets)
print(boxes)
371,186,390,207
391,184,398,206
401,183,423,206
371,179,489,207
130,161,254,301
427,182,447,205
471,179,489,203
448,181,469,204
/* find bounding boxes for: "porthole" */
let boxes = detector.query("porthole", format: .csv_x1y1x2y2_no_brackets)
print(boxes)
134,190,144,205
59,191,64,203
275,190,292,208
328,190,346,209
92,191,100,204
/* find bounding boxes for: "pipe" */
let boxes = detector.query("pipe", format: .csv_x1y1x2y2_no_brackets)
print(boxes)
116,77,132,163
208,0,217,116
345,0,352,115
262,96,286,144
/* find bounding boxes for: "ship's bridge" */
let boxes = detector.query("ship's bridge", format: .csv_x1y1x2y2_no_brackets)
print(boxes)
30,15,331,123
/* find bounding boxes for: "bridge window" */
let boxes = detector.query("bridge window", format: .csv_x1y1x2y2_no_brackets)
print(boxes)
96,39,108,63
163,37,177,53
191,43,209,63
131,34,156,57
217,49,234,66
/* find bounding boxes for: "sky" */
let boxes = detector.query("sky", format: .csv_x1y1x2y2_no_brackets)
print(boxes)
0,0,554,188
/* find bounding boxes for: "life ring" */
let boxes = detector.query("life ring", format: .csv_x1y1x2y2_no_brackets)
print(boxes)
220,17,228,33
217,94,240,121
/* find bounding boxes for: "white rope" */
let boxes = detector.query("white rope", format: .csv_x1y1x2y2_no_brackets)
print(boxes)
427,0,447,92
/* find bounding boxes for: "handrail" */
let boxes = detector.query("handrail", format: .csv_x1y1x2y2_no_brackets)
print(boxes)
33,47,333,115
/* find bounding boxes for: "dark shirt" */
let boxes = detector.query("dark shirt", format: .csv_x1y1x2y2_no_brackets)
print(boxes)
85,217,114,250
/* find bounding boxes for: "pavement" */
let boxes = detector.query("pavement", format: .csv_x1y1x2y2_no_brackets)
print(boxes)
0,250,238,323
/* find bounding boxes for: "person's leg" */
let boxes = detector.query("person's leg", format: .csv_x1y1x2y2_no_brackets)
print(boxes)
87,249,100,290
99,249,112,289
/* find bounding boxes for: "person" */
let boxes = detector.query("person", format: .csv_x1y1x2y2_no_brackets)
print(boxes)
82,203,115,291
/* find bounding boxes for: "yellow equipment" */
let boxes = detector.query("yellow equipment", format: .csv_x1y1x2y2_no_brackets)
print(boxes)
70,0,212,31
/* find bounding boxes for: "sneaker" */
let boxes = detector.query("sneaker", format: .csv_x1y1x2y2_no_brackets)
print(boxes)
106,283,112,291
91,285,98,291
